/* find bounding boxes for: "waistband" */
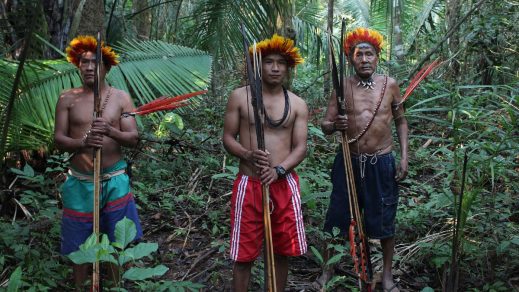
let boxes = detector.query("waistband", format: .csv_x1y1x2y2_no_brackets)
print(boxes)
68,160,127,182
237,170,297,184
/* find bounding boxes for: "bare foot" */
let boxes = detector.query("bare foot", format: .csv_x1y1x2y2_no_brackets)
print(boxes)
311,268,333,291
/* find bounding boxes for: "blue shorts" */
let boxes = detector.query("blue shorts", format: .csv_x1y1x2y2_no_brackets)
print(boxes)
324,152,399,239
60,161,143,255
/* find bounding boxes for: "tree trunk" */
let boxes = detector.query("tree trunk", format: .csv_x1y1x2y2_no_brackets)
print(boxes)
392,0,405,63
323,0,333,98
134,0,151,41
446,0,461,80
74,0,105,37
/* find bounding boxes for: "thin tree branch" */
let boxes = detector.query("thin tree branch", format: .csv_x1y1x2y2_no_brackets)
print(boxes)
0,31,33,161
125,0,178,20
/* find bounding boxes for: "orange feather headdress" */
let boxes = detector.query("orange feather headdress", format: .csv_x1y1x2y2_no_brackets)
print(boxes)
344,28,384,56
66,35,119,67
249,34,304,68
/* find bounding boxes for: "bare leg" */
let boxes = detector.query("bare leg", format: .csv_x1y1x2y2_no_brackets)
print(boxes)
233,261,253,292
72,263,89,291
381,237,399,291
104,262,120,288
274,255,288,291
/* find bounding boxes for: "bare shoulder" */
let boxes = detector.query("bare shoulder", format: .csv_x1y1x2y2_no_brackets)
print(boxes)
286,89,308,113
111,87,131,102
227,86,250,106
57,87,82,107
386,76,398,88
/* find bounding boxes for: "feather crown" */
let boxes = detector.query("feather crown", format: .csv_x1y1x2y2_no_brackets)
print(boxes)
344,28,384,56
249,34,303,67
66,35,119,67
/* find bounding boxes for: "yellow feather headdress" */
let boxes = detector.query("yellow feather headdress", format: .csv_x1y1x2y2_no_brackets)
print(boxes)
66,35,119,67
249,34,304,67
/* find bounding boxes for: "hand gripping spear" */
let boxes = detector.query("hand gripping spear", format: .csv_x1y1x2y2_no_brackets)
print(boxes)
240,24,277,292
329,20,373,291
92,31,102,292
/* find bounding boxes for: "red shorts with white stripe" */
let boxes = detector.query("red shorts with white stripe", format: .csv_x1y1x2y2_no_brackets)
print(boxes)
230,171,307,262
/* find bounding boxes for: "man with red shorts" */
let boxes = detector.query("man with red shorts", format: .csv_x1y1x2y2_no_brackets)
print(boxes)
223,34,309,291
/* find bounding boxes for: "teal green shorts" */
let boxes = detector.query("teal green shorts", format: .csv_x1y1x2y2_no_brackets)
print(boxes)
60,160,142,255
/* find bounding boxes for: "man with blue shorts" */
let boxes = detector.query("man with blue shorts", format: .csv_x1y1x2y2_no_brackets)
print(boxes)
54,35,142,289
316,28,408,292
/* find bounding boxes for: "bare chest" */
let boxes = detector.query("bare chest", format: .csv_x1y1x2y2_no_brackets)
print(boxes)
345,80,392,121
241,96,294,130
67,96,122,128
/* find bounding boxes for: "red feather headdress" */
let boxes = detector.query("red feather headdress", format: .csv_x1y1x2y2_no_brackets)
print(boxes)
249,34,304,68
66,35,119,67
344,28,384,56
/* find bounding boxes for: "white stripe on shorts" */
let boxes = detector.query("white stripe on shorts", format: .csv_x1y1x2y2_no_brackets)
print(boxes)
286,173,307,254
230,175,248,261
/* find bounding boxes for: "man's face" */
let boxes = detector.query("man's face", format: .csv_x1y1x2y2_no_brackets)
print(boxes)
351,43,378,79
79,51,107,87
261,54,288,86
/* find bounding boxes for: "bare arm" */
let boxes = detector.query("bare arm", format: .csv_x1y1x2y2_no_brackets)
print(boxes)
278,99,308,171
321,89,348,135
54,93,85,152
391,80,409,181
222,88,253,162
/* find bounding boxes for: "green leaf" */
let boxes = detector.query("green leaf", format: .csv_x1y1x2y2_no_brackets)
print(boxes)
119,243,158,265
431,256,450,268
68,248,97,265
326,253,344,266
421,288,435,292
310,246,324,265
115,217,137,249
7,266,22,292
22,164,34,177
122,265,169,281
9,168,26,176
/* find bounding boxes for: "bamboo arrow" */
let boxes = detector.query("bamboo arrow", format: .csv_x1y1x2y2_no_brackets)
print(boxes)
329,20,373,291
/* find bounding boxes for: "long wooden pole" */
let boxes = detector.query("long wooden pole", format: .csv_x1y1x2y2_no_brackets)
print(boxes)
330,20,372,290
240,25,276,292
92,31,102,292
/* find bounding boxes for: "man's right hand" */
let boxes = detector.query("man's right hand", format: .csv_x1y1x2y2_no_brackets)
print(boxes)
246,149,271,169
83,131,103,148
333,115,348,131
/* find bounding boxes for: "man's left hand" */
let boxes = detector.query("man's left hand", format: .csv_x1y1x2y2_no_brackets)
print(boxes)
395,158,408,181
90,117,112,137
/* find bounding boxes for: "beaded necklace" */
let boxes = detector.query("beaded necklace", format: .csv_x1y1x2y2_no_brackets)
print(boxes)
348,75,387,144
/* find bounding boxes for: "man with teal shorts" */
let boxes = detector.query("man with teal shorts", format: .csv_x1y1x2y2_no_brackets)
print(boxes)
54,35,142,289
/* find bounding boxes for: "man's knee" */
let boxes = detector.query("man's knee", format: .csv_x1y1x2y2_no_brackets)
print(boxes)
233,261,253,272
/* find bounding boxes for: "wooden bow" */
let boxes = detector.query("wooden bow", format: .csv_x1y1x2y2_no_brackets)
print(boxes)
329,20,373,291
92,30,102,292
240,24,277,292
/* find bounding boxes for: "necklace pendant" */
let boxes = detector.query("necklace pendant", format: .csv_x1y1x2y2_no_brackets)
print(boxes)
356,76,375,90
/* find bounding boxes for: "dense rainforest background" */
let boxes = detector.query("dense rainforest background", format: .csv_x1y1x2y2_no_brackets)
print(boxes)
0,0,517,291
